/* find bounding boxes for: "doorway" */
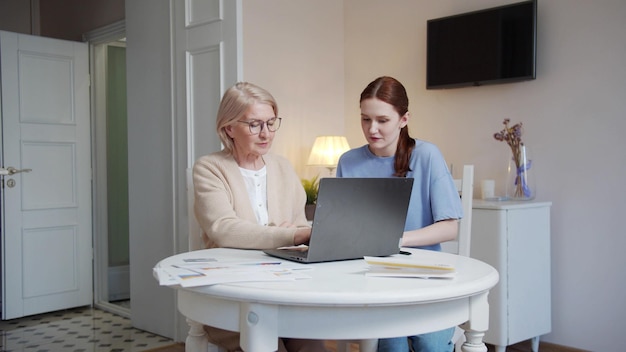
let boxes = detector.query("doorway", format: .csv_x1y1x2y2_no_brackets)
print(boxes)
84,21,130,318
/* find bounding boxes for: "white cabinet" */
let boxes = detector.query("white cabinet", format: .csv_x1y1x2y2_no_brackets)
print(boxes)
470,200,552,352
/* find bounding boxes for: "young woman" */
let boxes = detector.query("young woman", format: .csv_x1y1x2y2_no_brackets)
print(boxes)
336,76,462,352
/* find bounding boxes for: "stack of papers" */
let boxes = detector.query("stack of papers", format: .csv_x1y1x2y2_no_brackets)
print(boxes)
154,257,312,287
364,256,456,279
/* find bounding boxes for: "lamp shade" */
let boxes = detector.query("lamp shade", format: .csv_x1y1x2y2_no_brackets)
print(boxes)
306,136,350,167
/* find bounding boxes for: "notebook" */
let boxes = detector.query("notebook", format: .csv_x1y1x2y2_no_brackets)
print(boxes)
263,177,414,263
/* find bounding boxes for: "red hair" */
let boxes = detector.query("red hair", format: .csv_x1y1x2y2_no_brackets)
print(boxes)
360,76,415,177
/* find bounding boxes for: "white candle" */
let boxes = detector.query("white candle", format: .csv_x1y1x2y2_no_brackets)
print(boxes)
481,179,495,199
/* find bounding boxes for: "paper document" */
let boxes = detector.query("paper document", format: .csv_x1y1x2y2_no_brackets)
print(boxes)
364,256,456,279
154,257,312,287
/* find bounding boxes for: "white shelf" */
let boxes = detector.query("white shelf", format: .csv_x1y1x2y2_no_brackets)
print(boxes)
473,199,552,210
470,200,552,352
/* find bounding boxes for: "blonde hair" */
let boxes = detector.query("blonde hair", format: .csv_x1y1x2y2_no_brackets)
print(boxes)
216,82,278,152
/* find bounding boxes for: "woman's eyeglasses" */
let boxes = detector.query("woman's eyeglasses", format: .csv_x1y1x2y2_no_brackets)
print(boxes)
238,117,282,135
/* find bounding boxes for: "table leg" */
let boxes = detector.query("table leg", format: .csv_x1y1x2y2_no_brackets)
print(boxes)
461,330,487,352
359,339,378,352
460,292,490,352
239,302,279,352
185,318,208,352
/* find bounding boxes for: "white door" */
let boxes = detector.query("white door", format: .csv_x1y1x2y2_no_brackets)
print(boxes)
1,31,92,320
125,0,240,339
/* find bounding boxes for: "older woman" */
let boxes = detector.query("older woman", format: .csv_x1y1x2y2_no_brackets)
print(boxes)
193,82,326,352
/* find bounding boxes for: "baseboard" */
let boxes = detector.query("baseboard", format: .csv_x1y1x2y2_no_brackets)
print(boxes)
140,342,185,352
540,341,591,352
108,264,130,301
491,340,591,352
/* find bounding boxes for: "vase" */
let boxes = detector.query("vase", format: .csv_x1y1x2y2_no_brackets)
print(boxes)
305,204,316,221
505,145,535,200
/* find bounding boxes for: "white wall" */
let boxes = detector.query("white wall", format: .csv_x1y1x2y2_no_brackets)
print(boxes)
0,0,34,35
346,1,626,350
243,1,626,350
241,0,345,179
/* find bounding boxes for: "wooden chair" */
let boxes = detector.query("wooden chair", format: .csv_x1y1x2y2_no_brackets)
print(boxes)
443,164,475,351
337,165,474,352
185,168,226,352
442,164,474,257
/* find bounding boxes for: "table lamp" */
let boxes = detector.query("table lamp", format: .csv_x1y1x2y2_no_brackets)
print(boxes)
306,135,350,176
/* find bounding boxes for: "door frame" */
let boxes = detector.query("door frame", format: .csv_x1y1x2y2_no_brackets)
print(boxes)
83,20,129,318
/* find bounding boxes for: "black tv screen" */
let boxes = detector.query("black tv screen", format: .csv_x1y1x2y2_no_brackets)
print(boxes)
426,0,537,89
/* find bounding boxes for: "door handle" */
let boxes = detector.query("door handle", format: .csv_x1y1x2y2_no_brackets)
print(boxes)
4,167,32,175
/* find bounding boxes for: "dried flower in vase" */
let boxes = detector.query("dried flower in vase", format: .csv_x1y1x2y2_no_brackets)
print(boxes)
494,118,532,198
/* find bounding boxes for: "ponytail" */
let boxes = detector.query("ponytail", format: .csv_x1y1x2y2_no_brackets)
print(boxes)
393,126,415,177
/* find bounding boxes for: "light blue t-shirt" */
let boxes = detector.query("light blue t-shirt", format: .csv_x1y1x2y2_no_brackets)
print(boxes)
336,139,462,251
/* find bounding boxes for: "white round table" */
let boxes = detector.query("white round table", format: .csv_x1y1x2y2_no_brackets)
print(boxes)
156,247,499,352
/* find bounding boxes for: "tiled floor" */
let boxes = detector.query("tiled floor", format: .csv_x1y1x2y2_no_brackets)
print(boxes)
0,305,175,352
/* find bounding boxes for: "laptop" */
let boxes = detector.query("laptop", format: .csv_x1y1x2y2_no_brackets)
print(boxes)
263,177,413,263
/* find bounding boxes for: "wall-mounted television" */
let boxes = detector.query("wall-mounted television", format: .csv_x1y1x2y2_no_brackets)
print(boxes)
426,0,537,89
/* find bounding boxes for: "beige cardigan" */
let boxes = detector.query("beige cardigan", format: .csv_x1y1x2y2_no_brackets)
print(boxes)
192,150,309,249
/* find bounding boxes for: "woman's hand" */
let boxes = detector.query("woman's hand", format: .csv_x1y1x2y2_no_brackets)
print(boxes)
293,227,312,245
278,222,312,245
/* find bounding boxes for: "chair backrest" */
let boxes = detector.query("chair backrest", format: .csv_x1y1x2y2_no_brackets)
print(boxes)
442,165,474,257
187,168,203,251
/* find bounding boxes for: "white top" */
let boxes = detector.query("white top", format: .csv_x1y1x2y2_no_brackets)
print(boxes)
239,166,268,226
157,247,499,306
473,199,552,210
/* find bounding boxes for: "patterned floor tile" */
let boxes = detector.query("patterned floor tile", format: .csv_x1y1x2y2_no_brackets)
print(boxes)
0,306,174,352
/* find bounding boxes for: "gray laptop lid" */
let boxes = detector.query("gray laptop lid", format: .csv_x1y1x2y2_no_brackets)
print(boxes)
264,177,413,263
